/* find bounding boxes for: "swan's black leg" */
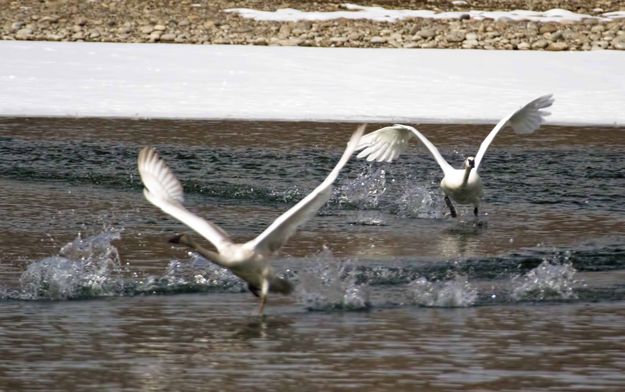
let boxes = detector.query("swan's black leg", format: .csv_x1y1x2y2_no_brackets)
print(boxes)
444,196,457,218
248,283,261,298
474,206,479,217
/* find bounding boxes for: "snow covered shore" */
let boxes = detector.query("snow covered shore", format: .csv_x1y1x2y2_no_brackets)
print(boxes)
1,41,624,126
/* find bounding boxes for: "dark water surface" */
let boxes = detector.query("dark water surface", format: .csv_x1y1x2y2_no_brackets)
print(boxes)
1,118,625,391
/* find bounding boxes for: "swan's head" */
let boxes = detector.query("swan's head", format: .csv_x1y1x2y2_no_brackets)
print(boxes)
464,156,476,170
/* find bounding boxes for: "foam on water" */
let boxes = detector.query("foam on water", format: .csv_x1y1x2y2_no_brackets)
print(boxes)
407,274,478,307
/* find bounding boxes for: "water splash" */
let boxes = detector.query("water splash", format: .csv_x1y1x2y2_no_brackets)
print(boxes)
335,164,448,219
297,247,370,311
136,253,246,294
394,180,444,219
18,230,124,300
511,253,579,301
407,274,477,307
335,165,387,209
270,185,303,204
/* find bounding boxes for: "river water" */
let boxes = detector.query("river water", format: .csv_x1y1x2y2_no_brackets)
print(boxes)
1,118,624,391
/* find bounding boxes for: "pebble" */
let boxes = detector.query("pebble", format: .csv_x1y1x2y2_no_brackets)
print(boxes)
613,36,625,49
531,39,549,49
0,0,624,50
10,22,23,33
546,42,569,51
160,33,176,42
446,30,466,42
15,28,32,40
462,39,479,48
418,28,436,39
539,23,558,34
370,36,387,44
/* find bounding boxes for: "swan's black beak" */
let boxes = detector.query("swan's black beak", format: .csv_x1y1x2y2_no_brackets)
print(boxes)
169,233,186,244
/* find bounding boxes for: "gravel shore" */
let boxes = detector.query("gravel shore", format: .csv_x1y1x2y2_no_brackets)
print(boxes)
2,1,625,50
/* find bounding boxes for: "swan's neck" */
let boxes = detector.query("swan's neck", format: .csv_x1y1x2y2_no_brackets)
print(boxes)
178,235,227,267
462,166,472,187
193,246,226,266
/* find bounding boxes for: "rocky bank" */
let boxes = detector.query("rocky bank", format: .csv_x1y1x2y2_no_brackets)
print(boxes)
1,0,625,50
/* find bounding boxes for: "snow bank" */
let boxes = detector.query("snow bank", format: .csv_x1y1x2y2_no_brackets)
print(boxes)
1,41,624,126
226,3,625,23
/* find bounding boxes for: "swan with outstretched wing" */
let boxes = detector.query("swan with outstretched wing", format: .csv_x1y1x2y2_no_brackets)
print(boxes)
355,95,554,217
138,124,365,315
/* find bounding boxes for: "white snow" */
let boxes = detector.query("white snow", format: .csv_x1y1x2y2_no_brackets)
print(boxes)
1,40,625,126
226,3,625,23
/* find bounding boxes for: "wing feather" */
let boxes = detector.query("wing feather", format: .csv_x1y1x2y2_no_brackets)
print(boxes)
248,124,366,254
474,94,554,170
369,141,391,162
137,147,232,253
356,124,453,174
355,125,411,163
359,142,386,162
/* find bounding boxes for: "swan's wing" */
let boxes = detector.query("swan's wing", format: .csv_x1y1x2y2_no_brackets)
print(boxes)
474,94,553,170
355,124,411,163
138,147,232,254
248,124,366,254
356,124,453,174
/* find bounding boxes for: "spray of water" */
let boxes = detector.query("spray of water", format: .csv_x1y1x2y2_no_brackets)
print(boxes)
138,253,246,294
18,230,124,300
335,165,388,209
394,180,445,219
511,252,578,301
296,247,370,311
335,164,447,220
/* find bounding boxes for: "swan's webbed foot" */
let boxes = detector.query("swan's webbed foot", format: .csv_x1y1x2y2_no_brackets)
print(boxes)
444,196,457,218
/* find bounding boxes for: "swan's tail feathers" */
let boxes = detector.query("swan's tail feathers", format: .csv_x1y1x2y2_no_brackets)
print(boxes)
509,94,554,135
355,124,412,163
138,147,184,204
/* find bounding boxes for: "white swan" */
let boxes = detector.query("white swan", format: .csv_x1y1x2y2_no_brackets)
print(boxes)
138,124,365,315
355,95,554,218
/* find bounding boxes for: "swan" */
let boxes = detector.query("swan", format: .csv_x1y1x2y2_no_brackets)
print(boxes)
354,94,554,218
137,124,365,315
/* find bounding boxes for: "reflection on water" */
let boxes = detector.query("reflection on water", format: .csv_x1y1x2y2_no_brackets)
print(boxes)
1,118,625,390
2,295,625,391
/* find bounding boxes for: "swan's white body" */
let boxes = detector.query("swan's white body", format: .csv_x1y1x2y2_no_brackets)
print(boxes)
440,168,482,207
138,124,365,314
355,95,554,217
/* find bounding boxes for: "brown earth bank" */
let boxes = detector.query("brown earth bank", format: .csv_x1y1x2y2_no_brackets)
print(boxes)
1,0,624,50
